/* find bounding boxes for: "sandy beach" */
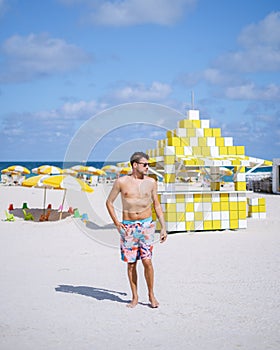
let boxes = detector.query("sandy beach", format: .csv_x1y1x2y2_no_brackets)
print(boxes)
0,184,279,350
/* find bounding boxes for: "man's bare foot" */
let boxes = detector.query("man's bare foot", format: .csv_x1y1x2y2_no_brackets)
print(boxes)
126,298,138,308
149,295,159,308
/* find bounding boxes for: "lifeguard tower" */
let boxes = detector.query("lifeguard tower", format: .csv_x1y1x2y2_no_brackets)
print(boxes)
145,109,272,232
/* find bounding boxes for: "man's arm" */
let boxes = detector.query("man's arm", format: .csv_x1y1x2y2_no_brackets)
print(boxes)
151,180,167,243
106,179,125,232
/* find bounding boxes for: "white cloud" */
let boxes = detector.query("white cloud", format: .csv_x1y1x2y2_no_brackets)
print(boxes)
0,99,108,159
77,0,197,26
0,33,92,83
217,12,280,73
225,83,280,101
108,81,172,102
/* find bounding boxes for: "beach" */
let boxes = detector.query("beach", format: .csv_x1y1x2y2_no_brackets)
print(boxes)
0,184,279,350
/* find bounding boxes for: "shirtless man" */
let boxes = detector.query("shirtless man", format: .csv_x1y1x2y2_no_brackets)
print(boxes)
106,151,167,308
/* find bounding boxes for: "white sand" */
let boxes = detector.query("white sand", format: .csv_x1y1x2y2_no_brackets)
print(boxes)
0,185,279,350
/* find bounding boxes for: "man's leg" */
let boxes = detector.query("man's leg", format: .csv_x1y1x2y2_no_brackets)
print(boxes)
142,258,159,308
127,261,138,308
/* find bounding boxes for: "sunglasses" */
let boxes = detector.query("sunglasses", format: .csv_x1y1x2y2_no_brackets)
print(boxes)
136,162,150,167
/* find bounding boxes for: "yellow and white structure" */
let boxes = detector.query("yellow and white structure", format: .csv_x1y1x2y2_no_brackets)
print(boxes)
145,109,272,232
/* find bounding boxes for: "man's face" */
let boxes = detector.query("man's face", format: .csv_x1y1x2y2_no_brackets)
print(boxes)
135,157,149,174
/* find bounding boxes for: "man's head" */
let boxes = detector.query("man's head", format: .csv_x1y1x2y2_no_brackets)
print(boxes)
130,152,150,174
130,151,149,165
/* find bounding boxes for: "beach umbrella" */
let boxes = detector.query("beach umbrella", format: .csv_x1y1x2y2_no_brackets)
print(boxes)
101,165,119,173
42,175,94,219
62,168,78,176
71,165,105,176
1,168,19,175
7,165,30,174
220,167,233,176
119,166,132,175
33,165,63,175
22,175,52,215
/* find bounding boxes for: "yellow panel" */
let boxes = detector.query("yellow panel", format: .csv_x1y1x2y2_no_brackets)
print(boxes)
232,159,241,165
164,155,175,164
186,222,195,231
193,120,201,128
164,173,176,183
212,202,221,211
228,146,236,155
166,203,176,212
175,146,184,155
202,147,210,156
219,146,228,155
198,137,207,147
184,159,196,165
258,198,266,205
235,182,247,191
202,194,212,202
165,212,177,221
203,221,213,230
239,211,247,219
220,202,229,211
167,137,181,146
156,221,161,230
177,212,186,221
185,203,194,212
238,202,247,211
180,137,190,146
194,194,202,202
220,193,229,201
212,128,221,137
204,128,212,137
193,146,202,155
178,119,187,128
215,137,224,146
166,130,175,138
229,202,238,210
230,211,238,220
230,220,239,229
176,194,185,202
248,206,259,213
194,212,203,221
187,128,196,137
212,220,221,229
259,205,266,212
236,146,245,155
235,166,245,173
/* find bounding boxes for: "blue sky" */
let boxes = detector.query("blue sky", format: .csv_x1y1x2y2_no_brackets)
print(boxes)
0,0,279,162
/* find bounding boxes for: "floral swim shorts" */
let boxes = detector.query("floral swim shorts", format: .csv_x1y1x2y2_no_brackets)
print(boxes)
120,217,155,263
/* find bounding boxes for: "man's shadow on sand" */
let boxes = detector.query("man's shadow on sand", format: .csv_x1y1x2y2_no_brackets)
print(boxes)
55,285,129,304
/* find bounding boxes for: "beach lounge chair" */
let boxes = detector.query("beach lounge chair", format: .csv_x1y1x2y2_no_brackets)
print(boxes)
22,202,29,209
81,213,89,223
8,203,14,211
23,209,34,221
39,209,51,222
73,208,81,218
68,207,74,214
5,210,15,222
